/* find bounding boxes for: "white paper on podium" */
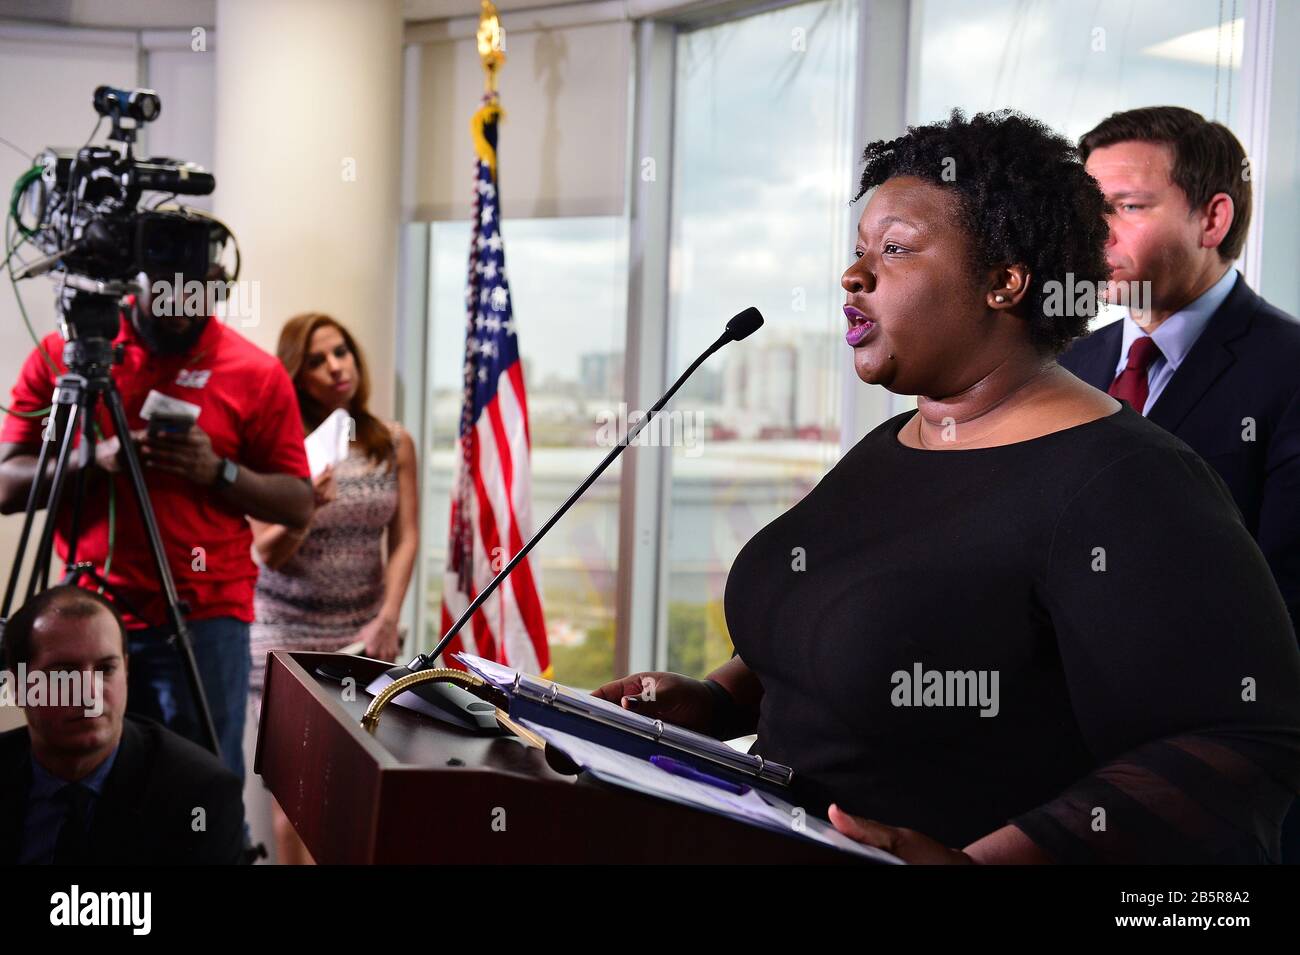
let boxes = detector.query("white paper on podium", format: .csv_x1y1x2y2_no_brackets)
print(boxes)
455,652,519,691
305,408,352,478
523,722,903,864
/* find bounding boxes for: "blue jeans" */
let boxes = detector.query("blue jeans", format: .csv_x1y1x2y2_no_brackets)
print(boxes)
127,616,251,780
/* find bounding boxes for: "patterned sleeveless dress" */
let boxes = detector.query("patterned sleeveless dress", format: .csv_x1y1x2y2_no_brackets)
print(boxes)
249,425,400,711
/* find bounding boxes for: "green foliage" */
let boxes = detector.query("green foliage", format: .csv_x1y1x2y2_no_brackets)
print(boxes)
550,619,615,690
430,598,735,691
667,600,734,679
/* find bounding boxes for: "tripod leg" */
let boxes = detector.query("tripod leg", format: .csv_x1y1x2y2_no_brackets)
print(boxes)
2,399,69,617
62,398,96,572
103,387,222,758
27,390,86,602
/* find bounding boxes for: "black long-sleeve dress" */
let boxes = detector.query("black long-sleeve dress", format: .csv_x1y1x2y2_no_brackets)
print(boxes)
724,404,1300,863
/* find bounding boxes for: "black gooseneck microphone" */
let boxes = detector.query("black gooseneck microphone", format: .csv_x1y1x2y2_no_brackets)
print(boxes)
367,307,765,730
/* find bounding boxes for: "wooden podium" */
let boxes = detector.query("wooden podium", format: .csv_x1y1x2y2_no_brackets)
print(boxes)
255,651,858,863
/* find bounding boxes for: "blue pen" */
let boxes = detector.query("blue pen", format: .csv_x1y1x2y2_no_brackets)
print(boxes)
650,755,751,795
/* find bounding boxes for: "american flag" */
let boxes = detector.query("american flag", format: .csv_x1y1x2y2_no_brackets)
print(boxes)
441,95,551,677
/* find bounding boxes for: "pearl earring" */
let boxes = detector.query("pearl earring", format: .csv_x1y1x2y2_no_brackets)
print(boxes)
994,294,1007,303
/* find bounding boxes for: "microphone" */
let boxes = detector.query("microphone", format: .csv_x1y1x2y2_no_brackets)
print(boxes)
367,307,765,730
724,306,763,342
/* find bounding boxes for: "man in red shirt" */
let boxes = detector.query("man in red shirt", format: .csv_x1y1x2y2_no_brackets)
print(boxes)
0,290,312,781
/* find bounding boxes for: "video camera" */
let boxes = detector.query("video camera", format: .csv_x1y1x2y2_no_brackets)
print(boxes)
11,85,232,341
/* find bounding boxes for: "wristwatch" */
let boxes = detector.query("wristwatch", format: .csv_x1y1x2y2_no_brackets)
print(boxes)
213,457,239,489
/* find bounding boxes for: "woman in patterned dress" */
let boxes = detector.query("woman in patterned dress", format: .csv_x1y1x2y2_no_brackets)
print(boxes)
249,312,418,864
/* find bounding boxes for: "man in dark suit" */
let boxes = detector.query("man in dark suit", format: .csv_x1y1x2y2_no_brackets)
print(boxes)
1059,106,1300,633
1060,107,1300,864
0,586,244,864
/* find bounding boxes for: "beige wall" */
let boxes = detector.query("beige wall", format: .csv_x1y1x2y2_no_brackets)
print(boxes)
212,0,404,411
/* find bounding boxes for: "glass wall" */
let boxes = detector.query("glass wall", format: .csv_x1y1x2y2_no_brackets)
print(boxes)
663,0,860,677
911,0,1251,327
912,0,1246,138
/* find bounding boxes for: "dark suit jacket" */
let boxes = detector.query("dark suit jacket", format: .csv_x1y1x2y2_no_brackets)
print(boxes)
1058,274,1300,630
0,714,245,865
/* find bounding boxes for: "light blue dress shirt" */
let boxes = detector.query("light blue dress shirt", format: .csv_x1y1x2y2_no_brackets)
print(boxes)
1113,268,1239,415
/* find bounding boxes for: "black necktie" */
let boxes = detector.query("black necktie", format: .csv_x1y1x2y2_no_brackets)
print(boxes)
53,783,94,865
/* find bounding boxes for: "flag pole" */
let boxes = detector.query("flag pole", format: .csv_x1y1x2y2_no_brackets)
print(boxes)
477,0,505,93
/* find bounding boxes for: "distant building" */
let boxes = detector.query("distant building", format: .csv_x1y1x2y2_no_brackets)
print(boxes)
720,331,837,437
578,351,624,399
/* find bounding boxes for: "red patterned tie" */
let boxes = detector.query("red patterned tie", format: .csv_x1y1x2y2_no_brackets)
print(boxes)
1108,335,1162,413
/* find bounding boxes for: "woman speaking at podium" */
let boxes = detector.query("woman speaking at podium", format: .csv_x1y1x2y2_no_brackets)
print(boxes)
595,110,1300,864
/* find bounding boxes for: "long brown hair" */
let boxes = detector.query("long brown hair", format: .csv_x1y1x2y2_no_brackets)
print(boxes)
277,312,393,468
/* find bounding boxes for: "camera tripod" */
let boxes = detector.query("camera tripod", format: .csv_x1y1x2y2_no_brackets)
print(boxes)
1,288,219,757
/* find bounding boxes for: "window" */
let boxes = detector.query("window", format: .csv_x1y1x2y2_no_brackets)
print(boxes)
913,0,1246,139
421,217,628,687
662,0,860,677
912,0,1252,324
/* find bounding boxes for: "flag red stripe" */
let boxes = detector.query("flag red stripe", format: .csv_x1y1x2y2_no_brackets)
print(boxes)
486,396,550,668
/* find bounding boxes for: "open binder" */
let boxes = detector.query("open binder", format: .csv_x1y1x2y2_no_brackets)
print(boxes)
455,652,794,793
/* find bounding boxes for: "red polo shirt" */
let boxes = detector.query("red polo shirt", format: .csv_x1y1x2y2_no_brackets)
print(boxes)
1,315,310,628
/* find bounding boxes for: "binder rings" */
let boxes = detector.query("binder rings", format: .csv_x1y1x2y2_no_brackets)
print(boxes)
455,652,794,793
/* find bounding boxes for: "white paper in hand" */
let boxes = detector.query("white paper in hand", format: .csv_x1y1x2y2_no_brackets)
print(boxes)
304,408,352,478
139,389,201,423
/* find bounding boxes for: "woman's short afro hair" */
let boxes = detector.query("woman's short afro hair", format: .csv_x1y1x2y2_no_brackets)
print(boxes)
852,109,1111,354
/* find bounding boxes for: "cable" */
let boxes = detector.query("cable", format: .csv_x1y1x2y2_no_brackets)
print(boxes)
0,135,32,162
5,200,60,376
9,165,42,237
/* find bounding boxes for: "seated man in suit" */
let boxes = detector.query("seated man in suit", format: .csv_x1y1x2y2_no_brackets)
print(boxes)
1060,105,1300,632
0,586,244,864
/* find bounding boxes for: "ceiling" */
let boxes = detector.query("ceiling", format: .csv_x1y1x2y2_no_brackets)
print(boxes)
0,0,596,29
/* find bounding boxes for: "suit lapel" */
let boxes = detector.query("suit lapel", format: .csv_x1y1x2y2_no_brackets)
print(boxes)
89,719,149,864
0,730,33,865
1065,320,1124,390
1148,278,1258,433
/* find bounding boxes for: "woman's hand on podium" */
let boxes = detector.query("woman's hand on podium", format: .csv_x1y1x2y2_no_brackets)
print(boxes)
591,672,716,735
